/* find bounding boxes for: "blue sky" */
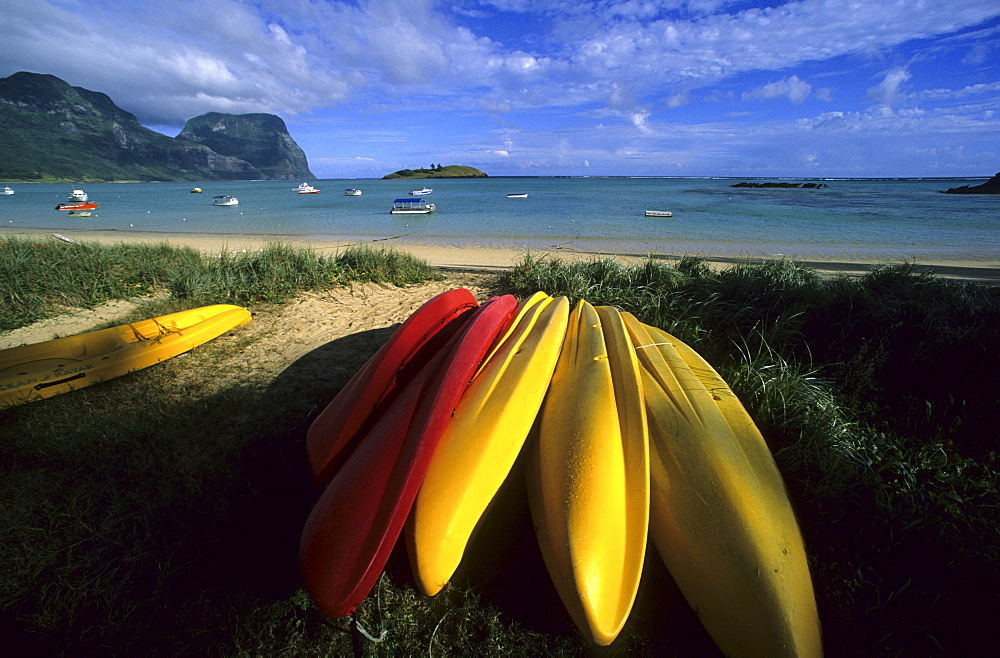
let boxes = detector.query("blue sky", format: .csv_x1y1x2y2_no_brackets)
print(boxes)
2,0,998,178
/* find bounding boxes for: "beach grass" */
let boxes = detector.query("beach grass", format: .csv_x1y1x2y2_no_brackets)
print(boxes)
1,241,997,654
0,237,441,332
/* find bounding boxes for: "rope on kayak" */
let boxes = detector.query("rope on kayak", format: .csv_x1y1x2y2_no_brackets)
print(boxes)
632,341,673,349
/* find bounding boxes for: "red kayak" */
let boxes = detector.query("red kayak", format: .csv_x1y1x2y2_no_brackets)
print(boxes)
55,201,98,211
306,288,479,484
299,294,517,618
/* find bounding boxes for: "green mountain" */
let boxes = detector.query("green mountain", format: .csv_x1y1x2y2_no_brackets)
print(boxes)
0,72,314,182
176,112,313,180
383,165,487,179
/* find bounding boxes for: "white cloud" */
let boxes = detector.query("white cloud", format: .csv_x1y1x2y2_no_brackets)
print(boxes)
743,75,812,104
5,0,998,126
866,67,912,106
665,91,692,108
815,87,834,102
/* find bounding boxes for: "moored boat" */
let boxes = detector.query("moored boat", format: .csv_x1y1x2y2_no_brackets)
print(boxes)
391,198,436,214
66,211,92,217
506,193,528,198
212,195,239,206
1,186,13,195
409,187,433,195
645,210,673,217
344,188,362,196
55,201,98,211
69,189,88,202
296,182,321,194
190,187,202,193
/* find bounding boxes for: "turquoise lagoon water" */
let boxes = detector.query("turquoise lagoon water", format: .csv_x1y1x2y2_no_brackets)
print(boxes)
1,177,996,262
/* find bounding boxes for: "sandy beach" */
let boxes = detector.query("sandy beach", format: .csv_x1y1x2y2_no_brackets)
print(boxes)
8,227,1000,283
4,225,997,352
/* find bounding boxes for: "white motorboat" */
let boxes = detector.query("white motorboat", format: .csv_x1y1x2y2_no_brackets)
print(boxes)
69,189,88,202
391,198,436,214
408,187,433,195
296,182,320,194
644,210,673,217
1,187,13,195
506,193,528,198
67,210,92,217
344,188,362,196
190,187,202,193
212,195,239,206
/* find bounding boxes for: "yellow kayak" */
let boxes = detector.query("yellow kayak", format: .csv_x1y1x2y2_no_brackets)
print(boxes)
623,314,822,657
0,304,251,408
526,301,649,646
408,292,569,596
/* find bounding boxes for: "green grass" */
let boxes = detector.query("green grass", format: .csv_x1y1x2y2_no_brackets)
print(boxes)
2,243,997,654
0,237,441,332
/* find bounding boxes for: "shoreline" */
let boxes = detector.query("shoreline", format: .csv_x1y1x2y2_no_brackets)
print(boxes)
6,228,1000,283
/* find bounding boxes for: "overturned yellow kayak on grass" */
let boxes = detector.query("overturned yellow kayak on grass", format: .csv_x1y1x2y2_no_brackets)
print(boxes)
526,301,649,646
624,314,822,657
0,304,251,408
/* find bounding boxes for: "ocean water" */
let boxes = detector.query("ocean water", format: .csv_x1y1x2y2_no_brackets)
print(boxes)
1,177,997,262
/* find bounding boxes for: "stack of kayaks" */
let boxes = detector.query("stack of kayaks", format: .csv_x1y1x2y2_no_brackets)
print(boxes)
300,289,822,655
0,304,252,408
300,291,519,618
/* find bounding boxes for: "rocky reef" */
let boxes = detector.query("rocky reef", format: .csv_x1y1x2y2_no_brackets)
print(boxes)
940,173,1000,195
730,181,829,189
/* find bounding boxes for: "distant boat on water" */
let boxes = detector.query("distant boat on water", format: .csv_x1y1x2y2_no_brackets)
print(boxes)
191,187,202,193
296,182,320,194
644,210,673,217
409,187,433,195
212,195,239,206
506,193,528,198
55,201,98,211
2,186,13,195
344,188,362,196
69,189,88,202
391,198,435,214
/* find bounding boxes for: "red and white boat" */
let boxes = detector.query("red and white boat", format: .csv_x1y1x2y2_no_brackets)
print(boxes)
55,201,98,211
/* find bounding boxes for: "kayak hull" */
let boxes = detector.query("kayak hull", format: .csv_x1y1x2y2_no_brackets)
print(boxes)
526,301,649,646
408,292,570,596
300,294,518,618
624,315,822,657
306,288,478,483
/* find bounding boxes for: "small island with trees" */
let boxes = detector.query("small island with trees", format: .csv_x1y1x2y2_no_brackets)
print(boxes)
383,164,488,179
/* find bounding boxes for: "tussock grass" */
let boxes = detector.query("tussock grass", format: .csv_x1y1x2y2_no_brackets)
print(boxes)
0,238,201,331
0,238,441,331
500,253,1000,654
